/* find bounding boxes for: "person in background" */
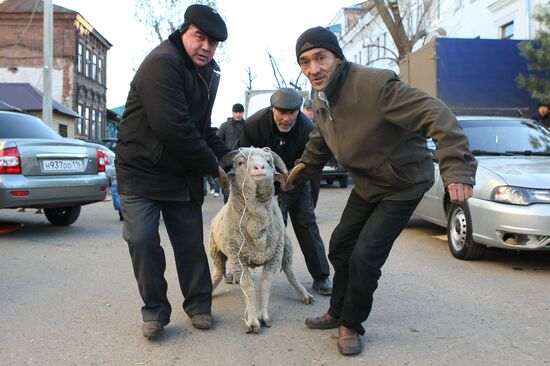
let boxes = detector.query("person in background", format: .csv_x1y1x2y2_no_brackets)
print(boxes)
289,26,477,356
115,4,229,340
217,103,246,203
532,102,550,129
303,98,321,208
204,175,220,197
237,88,332,296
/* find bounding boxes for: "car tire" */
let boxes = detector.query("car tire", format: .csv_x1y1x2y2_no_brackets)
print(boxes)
44,205,81,226
338,176,348,188
446,202,485,260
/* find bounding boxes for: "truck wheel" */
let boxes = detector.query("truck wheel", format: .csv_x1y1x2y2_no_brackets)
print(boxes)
446,202,484,260
338,176,349,188
44,205,81,226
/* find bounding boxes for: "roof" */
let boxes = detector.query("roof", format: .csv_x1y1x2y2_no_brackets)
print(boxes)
0,0,74,14
0,83,80,117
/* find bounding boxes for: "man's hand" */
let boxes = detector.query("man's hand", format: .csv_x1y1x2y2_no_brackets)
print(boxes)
282,163,305,192
447,183,473,203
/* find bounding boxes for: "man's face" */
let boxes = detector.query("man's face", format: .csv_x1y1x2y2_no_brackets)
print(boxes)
539,105,549,117
303,107,314,120
232,111,244,121
181,25,219,67
272,108,299,133
298,48,342,91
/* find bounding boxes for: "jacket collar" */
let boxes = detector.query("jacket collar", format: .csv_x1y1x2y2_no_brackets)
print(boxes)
323,61,349,106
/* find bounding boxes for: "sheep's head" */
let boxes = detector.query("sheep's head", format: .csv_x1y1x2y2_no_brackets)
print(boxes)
219,147,288,199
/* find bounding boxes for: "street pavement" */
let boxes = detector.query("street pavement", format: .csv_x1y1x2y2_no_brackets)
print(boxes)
1,186,549,365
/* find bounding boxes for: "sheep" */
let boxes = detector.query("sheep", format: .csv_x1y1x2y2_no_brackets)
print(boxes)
209,147,314,333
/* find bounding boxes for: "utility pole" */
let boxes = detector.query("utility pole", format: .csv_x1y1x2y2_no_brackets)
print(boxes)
42,0,53,127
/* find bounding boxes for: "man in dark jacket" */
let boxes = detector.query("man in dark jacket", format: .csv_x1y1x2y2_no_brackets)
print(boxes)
289,27,477,356
532,102,550,129
217,103,245,203
237,88,332,296
116,5,229,340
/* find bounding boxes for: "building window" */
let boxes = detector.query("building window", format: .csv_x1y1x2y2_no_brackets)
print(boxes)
84,106,90,137
98,111,103,140
77,43,83,74
98,57,104,85
501,21,514,39
58,124,68,137
92,54,97,81
91,109,97,140
85,49,91,78
77,104,83,135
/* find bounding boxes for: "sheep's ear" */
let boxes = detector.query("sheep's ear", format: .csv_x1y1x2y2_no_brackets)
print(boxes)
218,166,230,190
273,171,285,184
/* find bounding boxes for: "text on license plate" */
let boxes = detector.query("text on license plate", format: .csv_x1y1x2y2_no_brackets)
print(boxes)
42,159,84,172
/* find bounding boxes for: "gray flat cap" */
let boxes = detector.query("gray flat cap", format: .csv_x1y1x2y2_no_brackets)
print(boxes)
270,88,303,111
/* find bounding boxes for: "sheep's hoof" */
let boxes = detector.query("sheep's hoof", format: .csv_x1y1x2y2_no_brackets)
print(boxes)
244,319,261,334
302,293,315,305
260,317,271,328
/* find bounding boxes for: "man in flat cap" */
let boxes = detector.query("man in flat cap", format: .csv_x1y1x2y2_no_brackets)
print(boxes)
116,4,229,340
237,88,332,296
288,26,477,355
218,103,246,203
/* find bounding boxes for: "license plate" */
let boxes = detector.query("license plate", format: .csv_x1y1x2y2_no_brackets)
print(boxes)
42,159,84,172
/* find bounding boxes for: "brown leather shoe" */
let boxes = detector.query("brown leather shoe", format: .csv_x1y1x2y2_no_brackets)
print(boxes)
305,313,338,329
337,326,362,356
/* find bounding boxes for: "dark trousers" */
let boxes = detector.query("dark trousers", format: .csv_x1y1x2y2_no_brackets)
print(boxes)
327,189,422,335
310,173,321,208
120,194,212,322
278,182,330,280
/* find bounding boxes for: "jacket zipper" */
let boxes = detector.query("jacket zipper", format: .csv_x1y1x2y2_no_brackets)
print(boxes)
197,72,212,101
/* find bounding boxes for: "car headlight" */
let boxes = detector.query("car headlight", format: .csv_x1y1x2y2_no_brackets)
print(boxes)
491,186,550,205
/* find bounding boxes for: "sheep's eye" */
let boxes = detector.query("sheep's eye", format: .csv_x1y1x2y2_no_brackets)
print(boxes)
238,161,244,166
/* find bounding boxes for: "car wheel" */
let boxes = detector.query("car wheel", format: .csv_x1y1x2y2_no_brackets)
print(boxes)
44,205,81,226
446,202,485,260
338,176,348,188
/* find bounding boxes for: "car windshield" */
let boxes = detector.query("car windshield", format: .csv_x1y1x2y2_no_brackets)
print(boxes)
460,119,550,155
0,112,61,140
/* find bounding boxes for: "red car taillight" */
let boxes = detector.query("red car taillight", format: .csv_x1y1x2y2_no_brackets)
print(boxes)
0,147,22,174
97,149,106,172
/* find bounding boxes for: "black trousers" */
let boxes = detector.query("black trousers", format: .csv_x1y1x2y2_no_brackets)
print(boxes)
278,182,330,280
327,189,422,335
120,194,212,322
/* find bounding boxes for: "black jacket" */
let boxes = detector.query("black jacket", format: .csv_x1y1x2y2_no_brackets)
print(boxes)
116,30,229,204
237,107,314,171
217,117,245,149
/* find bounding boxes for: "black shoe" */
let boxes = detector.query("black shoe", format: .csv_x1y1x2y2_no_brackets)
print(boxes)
142,320,168,339
305,312,339,329
191,313,213,329
312,277,332,295
118,210,124,221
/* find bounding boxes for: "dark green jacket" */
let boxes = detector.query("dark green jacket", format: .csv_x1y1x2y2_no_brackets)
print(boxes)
299,62,477,202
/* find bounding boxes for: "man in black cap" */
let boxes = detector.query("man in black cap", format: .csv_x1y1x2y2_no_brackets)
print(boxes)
532,102,550,129
217,103,246,203
288,26,477,355
116,4,229,340
237,88,332,296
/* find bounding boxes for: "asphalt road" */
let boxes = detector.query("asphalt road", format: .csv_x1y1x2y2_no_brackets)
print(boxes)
1,185,549,365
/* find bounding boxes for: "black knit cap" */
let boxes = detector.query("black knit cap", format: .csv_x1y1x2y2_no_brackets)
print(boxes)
539,102,549,108
270,88,303,111
180,4,227,42
232,103,244,112
295,26,344,62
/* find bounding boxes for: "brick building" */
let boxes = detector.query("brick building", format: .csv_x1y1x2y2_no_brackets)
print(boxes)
0,0,112,140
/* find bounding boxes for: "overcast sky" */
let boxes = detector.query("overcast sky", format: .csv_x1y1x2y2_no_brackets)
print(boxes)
54,0,355,125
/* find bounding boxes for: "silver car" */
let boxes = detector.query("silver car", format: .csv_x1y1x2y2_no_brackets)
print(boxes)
413,116,550,260
0,111,109,226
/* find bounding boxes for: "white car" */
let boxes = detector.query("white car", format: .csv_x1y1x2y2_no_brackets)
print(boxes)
413,116,550,260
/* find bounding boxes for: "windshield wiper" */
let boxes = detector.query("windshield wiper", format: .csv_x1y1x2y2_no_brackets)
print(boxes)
504,150,550,156
471,150,513,156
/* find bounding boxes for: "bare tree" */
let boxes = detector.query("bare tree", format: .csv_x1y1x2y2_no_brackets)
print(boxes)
243,66,256,90
134,0,217,44
367,0,436,65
